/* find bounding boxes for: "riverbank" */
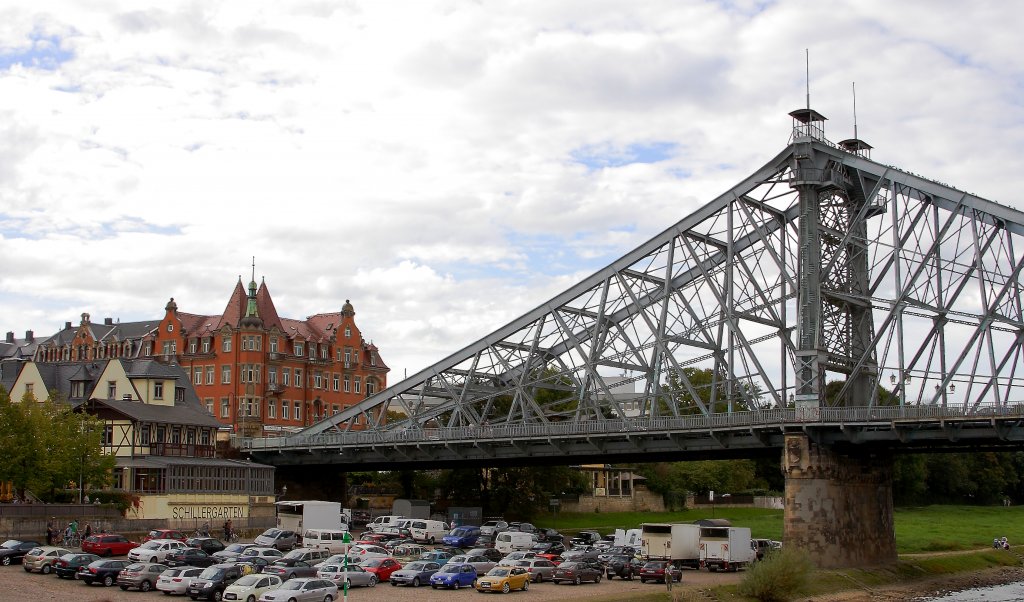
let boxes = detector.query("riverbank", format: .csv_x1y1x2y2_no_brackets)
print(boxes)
798,565,1024,601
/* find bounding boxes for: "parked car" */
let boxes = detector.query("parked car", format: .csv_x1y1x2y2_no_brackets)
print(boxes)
222,573,283,601
117,561,168,592
143,529,188,543
507,522,536,534
236,556,272,575
156,566,204,595
530,541,566,560
345,544,390,562
283,548,331,566
78,558,130,586
475,566,530,593
166,546,219,567
751,538,781,561
54,552,100,578
389,560,441,587
128,539,188,563
317,563,378,588
253,529,298,552
82,534,137,557
466,547,503,563
390,543,426,560
552,560,604,585
22,546,72,574
479,520,508,537
257,577,337,602
536,528,564,544
213,543,258,561
358,556,402,582
442,526,481,548
446,553,495,574
418,550,454,564
188,537,227,555
561,547,601,562
597,545,638,563
262,559,319,580
639,559,682,584
569,531,602,547
513,558,558,582
239,547,285,561
0,539,41,565
605,554,644,580
430,562,478,589
186,562,245,600
497,551,537,566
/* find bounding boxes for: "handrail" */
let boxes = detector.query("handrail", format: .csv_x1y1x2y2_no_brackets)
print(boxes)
241,405,1024,451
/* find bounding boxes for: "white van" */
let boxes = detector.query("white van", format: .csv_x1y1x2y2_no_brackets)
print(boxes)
367,515,405,533
495,531,535,554
408,519,448,544
302,529,351,553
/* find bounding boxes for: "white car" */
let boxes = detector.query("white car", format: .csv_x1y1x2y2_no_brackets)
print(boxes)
128,539,187,563
345,544,389,562
223,573,283,601
497,551,537,566
240,547,285,560
156,566,203,595
479,520,508,537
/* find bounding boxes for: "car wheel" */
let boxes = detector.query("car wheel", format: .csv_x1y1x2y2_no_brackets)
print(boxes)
120,585,129,590
247,596,256,602
413,577,420,587
141,580,153,592
552,580,560,585
501,582,510,593
522,580,529,591
391,581,397,586
640,578,647,584
151,556,159,563
1,556,9,566
429,537,435,544
103,575,114,587
42,564,52,575
323,596,333,602
103,549,112,557
288,572,296,580
369,576,378,587
213,590,222,601
574,576,581,586
595,574,602,583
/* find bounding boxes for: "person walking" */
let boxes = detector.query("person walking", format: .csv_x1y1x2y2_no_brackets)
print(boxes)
84,523,92,539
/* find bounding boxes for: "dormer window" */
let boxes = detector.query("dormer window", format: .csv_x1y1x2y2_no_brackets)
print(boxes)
345,326,351,338
167,324,173,332
294,343,304,356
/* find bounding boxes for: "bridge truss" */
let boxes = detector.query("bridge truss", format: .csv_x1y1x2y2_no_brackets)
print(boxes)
248,118,1024,464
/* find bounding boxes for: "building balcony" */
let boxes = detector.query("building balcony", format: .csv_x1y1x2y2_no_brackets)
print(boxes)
268,352,285,362
150,442,216,458
266,382,283,394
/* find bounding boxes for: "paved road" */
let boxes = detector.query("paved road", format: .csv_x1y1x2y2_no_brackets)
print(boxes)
3,562,742,601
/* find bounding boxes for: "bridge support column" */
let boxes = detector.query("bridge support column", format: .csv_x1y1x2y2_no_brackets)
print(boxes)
783,434,896,567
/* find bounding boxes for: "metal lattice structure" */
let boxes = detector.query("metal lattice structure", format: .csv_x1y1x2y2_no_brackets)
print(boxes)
280,113,1024,450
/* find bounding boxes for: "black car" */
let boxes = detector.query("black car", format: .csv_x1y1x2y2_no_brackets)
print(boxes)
570,531,602,547
186,537,226,555
54,552,101,578
466,547,503,563
78,558,131,586
185,563,244,600
530,541,566,557
598,545,638,563
0,539,41,566
605,555,644,580
536,528,564,544
165,547,219,567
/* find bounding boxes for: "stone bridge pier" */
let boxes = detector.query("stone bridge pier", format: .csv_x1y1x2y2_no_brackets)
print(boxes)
783,433,897,567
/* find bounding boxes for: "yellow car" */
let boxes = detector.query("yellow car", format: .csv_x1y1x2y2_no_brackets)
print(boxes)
475,566,530,593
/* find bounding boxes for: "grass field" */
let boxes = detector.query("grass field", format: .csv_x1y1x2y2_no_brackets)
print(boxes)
541,504,1024,554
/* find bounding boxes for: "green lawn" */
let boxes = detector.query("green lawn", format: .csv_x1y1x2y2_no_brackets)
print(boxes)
541,504,1024,554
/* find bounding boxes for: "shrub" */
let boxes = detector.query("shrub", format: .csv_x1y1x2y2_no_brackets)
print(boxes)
738,547,813,602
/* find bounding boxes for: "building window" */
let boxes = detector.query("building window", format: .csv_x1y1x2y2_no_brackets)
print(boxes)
171,428,181,444
268,401,276,419
194,368,203,385
295,369,302,387
221,398,230,418
144,342,152,356
332,404,339,415
294,343,304,356
189,340,197,354
205,398,213,414
71,381,85,398
154,382,164,399
314,371,322,389
140,425,150,445
206,366,214,385
222,336,232,352
294,401,302,421
345,326,351,338
343,376,350,393
282,400,290,420
156,425,165,443
308,343,316,358
332,374,340,391
371,353,376,366
221,365,231,384
270,337,278,353
102,425,113,446
108,381,116,398
282,368,290,386
344,349,351,368
167,324,174,332
268,368,277,384
366,380,376,396
355,376,361,393
200,429,210,445
202,338,210,353
321,346,328,359
162,341,176,355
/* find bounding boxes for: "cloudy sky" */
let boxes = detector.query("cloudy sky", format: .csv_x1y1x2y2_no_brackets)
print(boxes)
1,0,1021,380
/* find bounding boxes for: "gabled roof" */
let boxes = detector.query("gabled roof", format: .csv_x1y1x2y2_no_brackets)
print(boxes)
256,281,284,331
83,396,222,428
218,280,247,329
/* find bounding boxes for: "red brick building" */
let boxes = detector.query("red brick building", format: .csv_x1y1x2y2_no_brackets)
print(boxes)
31,277,388,436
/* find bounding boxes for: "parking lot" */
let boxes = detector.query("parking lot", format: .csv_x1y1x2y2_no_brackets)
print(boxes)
3,560,742,602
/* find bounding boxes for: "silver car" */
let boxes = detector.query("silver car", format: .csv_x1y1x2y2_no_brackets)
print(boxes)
447,554,495,574
157,566,204,595
317,563,378,588
258,577,338,602
253,529,298,551
514,558,558,582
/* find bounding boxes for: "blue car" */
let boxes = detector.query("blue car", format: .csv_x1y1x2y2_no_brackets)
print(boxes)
430,563,478,589
442,526,481,548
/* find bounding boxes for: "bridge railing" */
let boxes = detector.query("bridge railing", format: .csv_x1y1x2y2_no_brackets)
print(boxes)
242,404,1024,451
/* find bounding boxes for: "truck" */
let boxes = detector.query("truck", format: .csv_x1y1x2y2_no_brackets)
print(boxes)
641,523,702,569
612,528,642,547
276,501,345,542
699,526,755,571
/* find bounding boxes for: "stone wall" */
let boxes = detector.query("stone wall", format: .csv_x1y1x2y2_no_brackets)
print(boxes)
561,486,665,513
783,433,896,568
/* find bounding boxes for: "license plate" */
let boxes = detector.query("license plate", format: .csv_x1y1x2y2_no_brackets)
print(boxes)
224,595,237,600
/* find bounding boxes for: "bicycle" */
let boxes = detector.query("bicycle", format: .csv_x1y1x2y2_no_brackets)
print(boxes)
223,529,239,543
62,532,81,548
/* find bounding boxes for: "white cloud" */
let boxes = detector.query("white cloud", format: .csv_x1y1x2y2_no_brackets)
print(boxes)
0,0,1023,380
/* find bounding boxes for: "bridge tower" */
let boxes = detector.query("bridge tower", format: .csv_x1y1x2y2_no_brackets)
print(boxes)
785,107,894,567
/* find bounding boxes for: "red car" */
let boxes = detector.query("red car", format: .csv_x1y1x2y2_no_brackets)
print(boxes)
141,529,188,543
82,534,138,557
360,556,402,581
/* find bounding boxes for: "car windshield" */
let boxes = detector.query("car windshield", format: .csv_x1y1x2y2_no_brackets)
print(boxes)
362,559,382,567
406,562,428,570
1,540,22,548
140,542,161,550
262,529,282,538
280,581,303,591
224,544,249,553
126,563,145,571
488,568,510,576
234,575,261,586
199,568,224,579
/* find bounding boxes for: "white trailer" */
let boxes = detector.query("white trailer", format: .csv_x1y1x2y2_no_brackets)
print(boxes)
276,501,343,541
641,523,702,568
699,526,755,571
613,528,643,547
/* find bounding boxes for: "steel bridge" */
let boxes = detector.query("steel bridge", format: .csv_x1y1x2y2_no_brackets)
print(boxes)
246,108,1024,470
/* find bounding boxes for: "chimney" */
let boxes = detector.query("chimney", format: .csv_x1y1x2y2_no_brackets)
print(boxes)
25,330,33,343
104,317,113,325
65,322,72,330
5,332,13,344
